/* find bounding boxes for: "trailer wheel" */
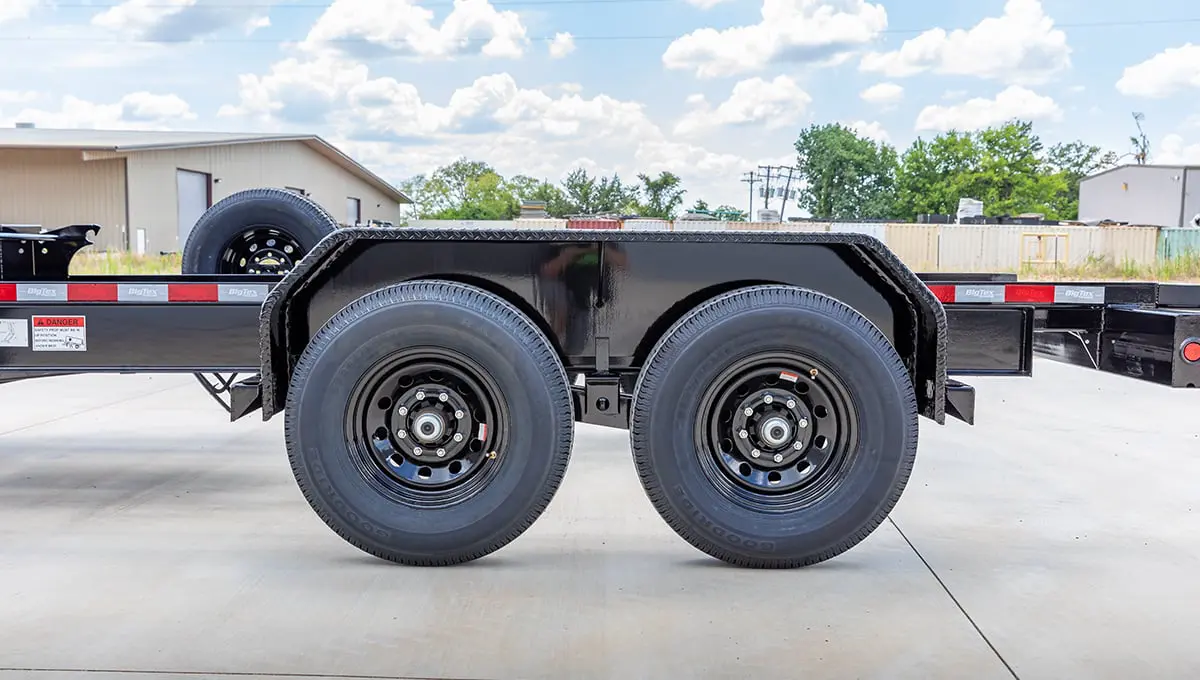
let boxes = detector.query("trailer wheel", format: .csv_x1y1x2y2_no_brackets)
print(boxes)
181,188,337,275
284,281,574,566
630,285,918,568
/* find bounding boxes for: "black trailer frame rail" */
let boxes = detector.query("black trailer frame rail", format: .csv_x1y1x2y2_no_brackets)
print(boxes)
0,224,1196,432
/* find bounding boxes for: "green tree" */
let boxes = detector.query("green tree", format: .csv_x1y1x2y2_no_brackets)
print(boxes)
793,123,898,219
635,171,687,219
504,174,568,215
1045,141,1119,219
558,168,638,215
894,121,1088,221
713,205,747,221
895,131,986,220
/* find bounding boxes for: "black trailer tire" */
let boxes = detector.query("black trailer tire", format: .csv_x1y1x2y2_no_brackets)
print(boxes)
284,280,574,566
630,285,918,568
180,188,337,275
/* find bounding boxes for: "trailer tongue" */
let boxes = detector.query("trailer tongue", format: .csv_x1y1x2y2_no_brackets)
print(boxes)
2,199,1196,569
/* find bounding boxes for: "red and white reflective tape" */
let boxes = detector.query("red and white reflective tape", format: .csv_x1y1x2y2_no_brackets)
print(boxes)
0,282,271,304
926,283,1106,305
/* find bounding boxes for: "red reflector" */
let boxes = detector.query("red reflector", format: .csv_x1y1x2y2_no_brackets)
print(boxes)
168,283,218,302
1183,341,1200,363
68,283,118,302
1005,284,1054,303
0,284,15,302
926,284,955,303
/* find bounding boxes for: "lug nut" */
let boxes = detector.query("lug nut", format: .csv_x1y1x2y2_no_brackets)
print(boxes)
744,407,753,417
398,406,408,416
773,453,784,463
439,393,448,402
786,399,796,409
750,449,761,458
413,446,423,456
798,418,809,428
415,391,426,400
455,410,465,419
792,441,803,450
738,429,749,439
436,448,447,458
763,395,773,404
397,430,407,439
453,432,464,442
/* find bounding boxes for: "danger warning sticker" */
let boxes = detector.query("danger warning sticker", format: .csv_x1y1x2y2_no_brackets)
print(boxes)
32,316,87,352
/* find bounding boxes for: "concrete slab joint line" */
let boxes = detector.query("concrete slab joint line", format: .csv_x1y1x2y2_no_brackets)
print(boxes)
0,668,499,680
888,517,1020,680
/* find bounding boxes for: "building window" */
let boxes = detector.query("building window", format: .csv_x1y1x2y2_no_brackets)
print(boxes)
346,197,361,226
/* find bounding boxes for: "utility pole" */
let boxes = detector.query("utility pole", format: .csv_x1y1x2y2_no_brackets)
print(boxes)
759,165,774,212
741,172,759,220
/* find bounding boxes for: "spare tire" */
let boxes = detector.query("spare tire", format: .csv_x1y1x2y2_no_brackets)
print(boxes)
181,187,339,275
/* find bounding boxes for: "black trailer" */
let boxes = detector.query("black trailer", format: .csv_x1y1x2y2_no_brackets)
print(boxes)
3,189,1198,569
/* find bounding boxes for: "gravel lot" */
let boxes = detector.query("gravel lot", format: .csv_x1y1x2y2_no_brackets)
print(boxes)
1,360,1197,680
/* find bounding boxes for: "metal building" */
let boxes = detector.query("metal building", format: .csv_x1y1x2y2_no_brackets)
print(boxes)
1078,164,1200,228
0,127,410,253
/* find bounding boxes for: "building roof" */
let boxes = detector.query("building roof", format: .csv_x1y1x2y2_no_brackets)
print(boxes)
1083,163,1198,182
0,127,410,204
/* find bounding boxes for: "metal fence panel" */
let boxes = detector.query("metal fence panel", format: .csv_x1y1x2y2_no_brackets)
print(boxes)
1159,228,1200,260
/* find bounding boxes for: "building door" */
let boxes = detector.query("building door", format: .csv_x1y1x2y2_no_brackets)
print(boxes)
176,169,212,249
346,197,361,226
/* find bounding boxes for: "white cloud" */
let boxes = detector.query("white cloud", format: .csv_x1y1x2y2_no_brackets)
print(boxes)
548,32,575,59
685,0,734,9
219,51,779,207
914,85,1062,132
91,0,280,41
860,82,902,106
302,0,529,61
662,0,888,79
1156,134,1200,165
0,91,39,105
1115,44,1200,98
218,53,372,123
844,120,890,143
0,92,197,129
0,0,39,24
860,0,1070,85
674,75,812,136
245,15,271,35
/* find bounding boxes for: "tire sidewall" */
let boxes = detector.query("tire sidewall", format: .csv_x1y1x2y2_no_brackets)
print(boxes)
287,294,571,557
634,296,916,561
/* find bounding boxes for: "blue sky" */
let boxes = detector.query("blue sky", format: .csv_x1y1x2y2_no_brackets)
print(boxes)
1,0,1199,210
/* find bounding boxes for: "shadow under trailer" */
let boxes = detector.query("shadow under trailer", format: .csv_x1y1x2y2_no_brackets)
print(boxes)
1,188,1197,569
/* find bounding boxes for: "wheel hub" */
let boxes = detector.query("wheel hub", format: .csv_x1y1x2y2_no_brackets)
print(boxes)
412,411,446,443
349,351,504,502
220,228,303,275
699,357,850,498
730,387,812,470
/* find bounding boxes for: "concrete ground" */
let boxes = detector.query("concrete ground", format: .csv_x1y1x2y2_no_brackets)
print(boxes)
0,361,1197,680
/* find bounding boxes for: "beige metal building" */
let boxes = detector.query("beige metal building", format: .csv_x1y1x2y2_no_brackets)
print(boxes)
0,127,410,253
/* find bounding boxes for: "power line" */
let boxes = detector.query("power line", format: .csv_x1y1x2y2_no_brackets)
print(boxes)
13,2,1200,35
0,8,1194,45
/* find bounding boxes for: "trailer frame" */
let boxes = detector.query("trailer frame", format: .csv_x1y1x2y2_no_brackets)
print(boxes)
2,217,1198,569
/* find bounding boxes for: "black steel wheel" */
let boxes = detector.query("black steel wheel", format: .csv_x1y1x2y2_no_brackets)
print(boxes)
181,188,337,275
630,285,918,568
285,281,574,566
216,226,306,275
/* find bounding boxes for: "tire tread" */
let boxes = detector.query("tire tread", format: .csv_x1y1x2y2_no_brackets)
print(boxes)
630,284,919,569
283,280,575,566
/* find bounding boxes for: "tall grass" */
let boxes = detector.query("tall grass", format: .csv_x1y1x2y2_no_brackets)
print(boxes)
69,251,182,276
1018,253,1200,282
